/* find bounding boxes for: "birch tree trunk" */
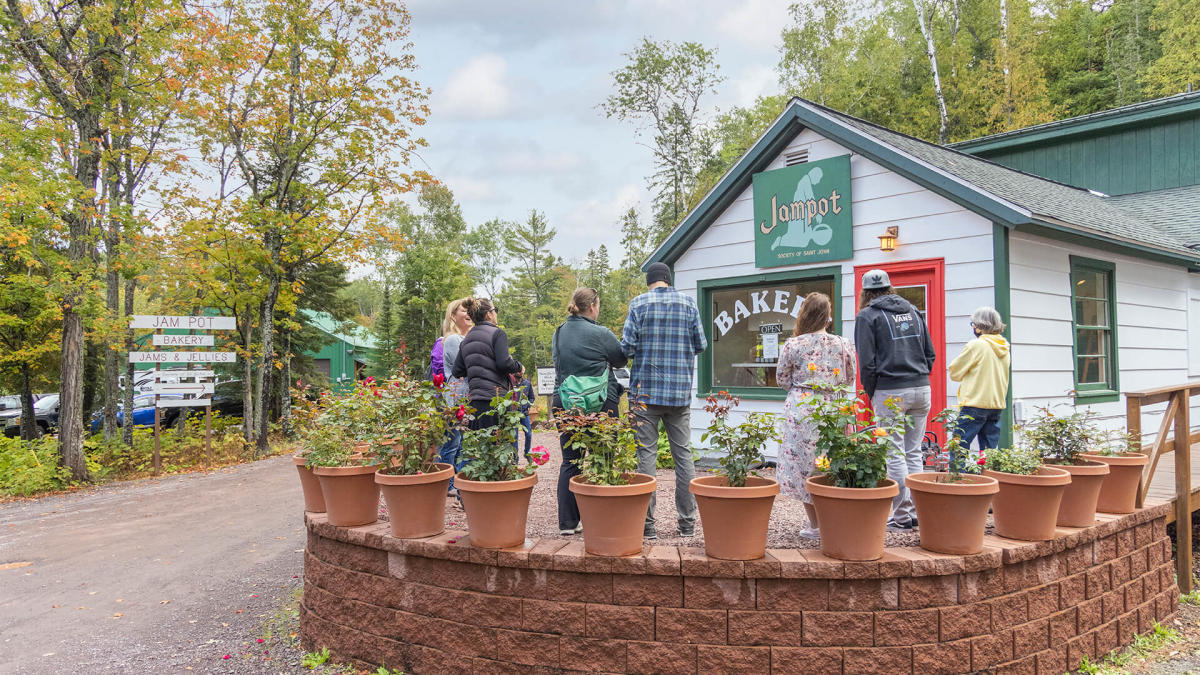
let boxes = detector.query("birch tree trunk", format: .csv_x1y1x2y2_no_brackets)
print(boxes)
123,278,135,446
912,0,951,143
1001,0,1012,126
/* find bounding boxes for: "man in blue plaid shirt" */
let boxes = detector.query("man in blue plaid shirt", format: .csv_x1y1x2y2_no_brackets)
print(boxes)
621,262,708,539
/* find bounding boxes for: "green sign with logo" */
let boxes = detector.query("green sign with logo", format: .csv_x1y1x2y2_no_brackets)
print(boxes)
753,154,853,268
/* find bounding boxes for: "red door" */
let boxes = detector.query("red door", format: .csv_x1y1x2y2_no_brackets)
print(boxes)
853,259,946,440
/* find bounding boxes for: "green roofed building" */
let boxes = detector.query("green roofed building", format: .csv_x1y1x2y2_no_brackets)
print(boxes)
303,311,378,392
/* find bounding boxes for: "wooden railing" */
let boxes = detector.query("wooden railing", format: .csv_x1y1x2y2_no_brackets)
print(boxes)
1128,381,1199,592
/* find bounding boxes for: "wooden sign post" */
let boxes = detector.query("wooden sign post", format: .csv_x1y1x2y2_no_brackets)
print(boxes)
129,315,236,475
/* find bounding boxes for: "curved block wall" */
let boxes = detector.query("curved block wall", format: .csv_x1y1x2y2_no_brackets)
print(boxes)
301,502,1177,674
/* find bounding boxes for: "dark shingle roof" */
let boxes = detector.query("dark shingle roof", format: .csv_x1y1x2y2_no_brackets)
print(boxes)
803,100,1200,260
1108,185,1200,248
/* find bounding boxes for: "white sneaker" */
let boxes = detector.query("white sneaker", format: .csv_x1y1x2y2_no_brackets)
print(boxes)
798,527,820,541
575,523,583,533
560,528,576,536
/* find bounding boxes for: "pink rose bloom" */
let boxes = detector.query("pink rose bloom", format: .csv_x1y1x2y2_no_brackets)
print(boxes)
531,445,550,466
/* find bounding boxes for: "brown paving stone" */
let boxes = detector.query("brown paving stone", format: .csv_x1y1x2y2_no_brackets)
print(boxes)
899,574,959,609
1077,596,1104,632
727,610,803,646
1035,646,1067,675
612,573,683,607
695,645,770,673
971,630,1014,670
1058,572,1085,609
1094,619,1119,658
558,637,626,672
1048,608,1077,643
495,629,559,667
585,603,653,640
522,598,585,636
756,578,829,611
844,646,913,674
625,641,696,675
1026,584,1059,620
743,551,782,578
875,608,938,646
654,607,727,644
1013,617,1049,658
913,639,972,675
828,577,899,611
679,546,744,578
683,576,755,609
802,611,873,647
1067,632,1095,670
770,646,844,674
991,592,1030,630
959,567,1006,603
940,602,992,641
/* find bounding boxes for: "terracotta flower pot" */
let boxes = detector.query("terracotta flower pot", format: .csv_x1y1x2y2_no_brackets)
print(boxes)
313,464,381,527
983,467,1071,541
570,473,658,557
1081,453,1149,514
906,472,999,555
806,475,899,561
375,463,454,539
690,475,780,560
456,473,538,549
1050,460,1111,527
293,454,326,513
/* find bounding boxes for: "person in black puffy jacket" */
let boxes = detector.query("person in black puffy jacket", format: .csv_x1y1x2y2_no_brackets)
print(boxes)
451,297,524,431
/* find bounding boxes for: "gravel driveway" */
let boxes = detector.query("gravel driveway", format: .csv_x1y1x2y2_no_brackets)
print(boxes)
0,457,307,674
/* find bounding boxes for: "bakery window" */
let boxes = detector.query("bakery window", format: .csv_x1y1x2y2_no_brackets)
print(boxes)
696,266,842,400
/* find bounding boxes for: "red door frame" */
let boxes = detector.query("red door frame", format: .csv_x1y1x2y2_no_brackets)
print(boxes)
853,258,946,439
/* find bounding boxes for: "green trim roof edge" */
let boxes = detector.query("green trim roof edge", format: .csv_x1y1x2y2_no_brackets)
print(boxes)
948,91,1200,155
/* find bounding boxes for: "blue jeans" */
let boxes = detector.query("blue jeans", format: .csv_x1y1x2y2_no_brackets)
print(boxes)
437,429,466,490
954,406,1002,452
511,413,532,460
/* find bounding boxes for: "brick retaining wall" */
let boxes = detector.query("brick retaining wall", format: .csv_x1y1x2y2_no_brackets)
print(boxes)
300,502,1178,674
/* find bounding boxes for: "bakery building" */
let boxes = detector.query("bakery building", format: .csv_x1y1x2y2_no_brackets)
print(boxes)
643,92,1200,452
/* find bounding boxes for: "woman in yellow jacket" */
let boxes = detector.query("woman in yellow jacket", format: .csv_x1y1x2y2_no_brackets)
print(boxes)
948,307,1010,450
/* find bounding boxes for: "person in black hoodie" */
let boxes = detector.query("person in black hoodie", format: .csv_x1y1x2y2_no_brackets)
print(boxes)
452,297,524,432
854,269,936,531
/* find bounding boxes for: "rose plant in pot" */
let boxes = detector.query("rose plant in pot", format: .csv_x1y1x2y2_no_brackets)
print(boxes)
1082,428,1147,514
803,384,906,561
691,391,780,560
371,371,469,539
1022,406,1109,527
559,405,655,557
290,384,326,513
296,379,383,527
983,446,1071,541
906,408,999,555
456,393,541,549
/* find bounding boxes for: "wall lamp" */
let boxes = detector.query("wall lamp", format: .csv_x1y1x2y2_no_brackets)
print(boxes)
878,226,899,252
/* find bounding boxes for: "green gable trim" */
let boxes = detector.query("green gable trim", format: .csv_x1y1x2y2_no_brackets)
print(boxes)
1023,219,1200,271
992,224,1014,449
695,265,842,401
647,99,1031,271
950,93,1200,156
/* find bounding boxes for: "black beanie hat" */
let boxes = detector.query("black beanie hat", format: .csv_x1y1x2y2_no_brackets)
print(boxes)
646,262,672,286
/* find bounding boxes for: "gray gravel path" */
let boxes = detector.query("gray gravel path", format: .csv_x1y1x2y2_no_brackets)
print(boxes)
0,457,307,674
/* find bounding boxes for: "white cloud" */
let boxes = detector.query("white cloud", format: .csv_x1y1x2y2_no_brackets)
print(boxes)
496,147,583,174
442,175,501,203
715,0,789,51
554,182,646,259
729,63,778,108
435,54,514,120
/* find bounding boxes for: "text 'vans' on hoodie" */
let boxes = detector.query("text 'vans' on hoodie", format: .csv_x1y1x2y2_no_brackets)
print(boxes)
948,334,1011,410
854,294,936,398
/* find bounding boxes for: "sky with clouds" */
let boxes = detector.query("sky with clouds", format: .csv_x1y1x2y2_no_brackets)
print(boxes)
403,0,790,266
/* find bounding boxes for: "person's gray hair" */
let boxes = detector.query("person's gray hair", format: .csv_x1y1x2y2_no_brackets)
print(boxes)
971,306,1006,334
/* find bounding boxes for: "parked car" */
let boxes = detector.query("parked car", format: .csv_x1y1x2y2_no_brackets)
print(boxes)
2,394,60,437
88,394,184,434
210,380,244,418
0,393,49,412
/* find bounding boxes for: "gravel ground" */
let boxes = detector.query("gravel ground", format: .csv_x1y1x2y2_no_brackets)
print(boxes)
398,430,928,550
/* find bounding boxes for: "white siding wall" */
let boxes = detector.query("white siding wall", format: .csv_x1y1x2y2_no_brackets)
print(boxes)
1190,274,1200,377
1008,230,1200,440
672,128,995,455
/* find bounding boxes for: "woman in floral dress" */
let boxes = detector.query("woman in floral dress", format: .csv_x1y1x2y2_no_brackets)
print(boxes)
776,292,857,539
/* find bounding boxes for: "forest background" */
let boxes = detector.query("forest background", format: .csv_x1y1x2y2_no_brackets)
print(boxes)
1,0,1197,486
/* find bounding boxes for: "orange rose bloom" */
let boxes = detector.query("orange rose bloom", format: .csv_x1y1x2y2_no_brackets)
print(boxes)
873,428,888,437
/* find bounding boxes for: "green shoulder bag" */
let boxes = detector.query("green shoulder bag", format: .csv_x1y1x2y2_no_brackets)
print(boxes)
554,326,609,413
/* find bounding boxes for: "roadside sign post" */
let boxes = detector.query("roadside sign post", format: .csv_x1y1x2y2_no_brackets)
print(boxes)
536,366,556,423
129,315,236,475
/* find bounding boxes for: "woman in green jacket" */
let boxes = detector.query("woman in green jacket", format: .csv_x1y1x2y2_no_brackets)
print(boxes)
552,287,628,536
